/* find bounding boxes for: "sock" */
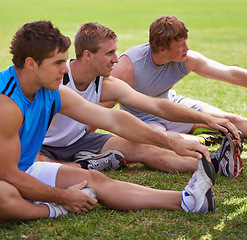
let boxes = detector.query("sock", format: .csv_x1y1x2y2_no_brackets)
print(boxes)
181,191,195,212
45,203,56,218
181,191,209,213
76,160,90,169
35,202,68,218
34,202,55,218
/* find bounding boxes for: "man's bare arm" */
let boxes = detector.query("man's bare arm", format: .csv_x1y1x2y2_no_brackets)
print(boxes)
0,94,96,212
100,76,239,139
59,85,210,161
186,50,247,87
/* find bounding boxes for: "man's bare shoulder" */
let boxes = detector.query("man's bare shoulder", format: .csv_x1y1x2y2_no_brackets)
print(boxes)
112,55,134,86
0,94,23,134
186,50,205,73
186,50,203,60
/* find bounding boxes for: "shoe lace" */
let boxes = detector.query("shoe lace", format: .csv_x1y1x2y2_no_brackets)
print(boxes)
187,173,199,190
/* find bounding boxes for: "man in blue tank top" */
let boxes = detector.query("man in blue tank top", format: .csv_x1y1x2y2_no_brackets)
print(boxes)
111,15,246,179
0,20,217,220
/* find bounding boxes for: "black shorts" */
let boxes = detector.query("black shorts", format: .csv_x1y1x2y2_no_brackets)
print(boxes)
40,130,113,162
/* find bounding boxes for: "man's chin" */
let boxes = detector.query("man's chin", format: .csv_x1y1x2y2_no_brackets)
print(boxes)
103,72,111,77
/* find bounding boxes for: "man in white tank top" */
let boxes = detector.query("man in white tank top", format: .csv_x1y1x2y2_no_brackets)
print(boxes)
38,23,242,179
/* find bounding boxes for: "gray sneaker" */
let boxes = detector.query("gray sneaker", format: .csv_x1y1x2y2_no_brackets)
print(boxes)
185,154,215,213
74,150,126,171
210,131,244,178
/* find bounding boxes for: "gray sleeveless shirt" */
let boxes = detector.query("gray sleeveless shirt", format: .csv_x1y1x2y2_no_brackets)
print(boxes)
119,43,188,123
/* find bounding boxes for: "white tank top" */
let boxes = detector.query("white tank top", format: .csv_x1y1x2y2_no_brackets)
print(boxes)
43,60,103,147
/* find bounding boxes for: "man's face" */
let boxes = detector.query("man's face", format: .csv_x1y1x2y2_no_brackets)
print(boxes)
91,39,118,77
35,49,69,91
164,38,189,62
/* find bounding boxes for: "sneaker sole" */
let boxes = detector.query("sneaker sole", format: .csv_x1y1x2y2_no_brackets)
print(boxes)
205,188,215,213
201,154,216,186
226,133,243,179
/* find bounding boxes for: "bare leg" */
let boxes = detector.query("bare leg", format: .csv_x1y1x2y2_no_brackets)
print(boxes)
100,136,197,173
0,181,49,221
36,153,81,168
56,166,182,211
202,105,247,138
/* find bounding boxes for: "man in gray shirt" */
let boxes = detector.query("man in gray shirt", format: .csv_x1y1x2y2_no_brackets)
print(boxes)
111,15,246,178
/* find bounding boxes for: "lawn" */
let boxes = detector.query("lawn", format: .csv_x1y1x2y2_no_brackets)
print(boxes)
0,0,246,239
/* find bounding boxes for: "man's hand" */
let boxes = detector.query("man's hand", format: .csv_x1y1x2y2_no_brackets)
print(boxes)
206,116,240,140
169,138,211,162
62,181,98,213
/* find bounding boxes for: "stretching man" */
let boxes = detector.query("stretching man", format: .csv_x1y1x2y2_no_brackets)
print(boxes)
0,21,216,221
110,16,246,178
39,23,240,176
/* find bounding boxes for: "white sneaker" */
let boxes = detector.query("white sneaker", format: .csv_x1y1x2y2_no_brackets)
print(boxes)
185,154,216,213
81,187,97,199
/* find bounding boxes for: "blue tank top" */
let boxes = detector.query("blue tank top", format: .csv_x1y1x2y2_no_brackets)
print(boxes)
120,44,188,120
0,66,61,170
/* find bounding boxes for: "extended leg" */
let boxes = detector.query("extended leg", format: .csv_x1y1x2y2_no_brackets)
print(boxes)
56,166,182,211
100,136,197,172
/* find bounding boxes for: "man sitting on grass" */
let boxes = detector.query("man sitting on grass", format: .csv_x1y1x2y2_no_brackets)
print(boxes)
110,15,246,178
39,23,242,179
0,20,216,221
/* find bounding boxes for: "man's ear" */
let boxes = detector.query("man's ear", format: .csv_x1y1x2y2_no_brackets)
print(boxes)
25,57,37,69
158,46,167,53
83,50,93,60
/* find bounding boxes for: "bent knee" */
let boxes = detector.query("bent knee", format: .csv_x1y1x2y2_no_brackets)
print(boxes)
0,181,20,204
87,169,109,181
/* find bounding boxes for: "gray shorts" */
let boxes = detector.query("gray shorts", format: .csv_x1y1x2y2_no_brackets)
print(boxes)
40,129,113,162
144,90,210,133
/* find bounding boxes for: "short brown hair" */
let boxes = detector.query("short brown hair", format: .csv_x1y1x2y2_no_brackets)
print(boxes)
10,21,71,68
74,23,117,58
149,16,188,53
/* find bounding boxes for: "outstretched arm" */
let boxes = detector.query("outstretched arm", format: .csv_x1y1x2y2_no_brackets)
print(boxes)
186,50,247,87
59,85,210,161
100,76,239,139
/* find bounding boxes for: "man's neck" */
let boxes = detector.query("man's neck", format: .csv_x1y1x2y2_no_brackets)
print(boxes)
14,66,37,101
151,52,170,66
70,59,97,91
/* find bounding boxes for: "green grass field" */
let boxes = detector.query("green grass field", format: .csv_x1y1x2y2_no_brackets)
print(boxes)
0,0,246,239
